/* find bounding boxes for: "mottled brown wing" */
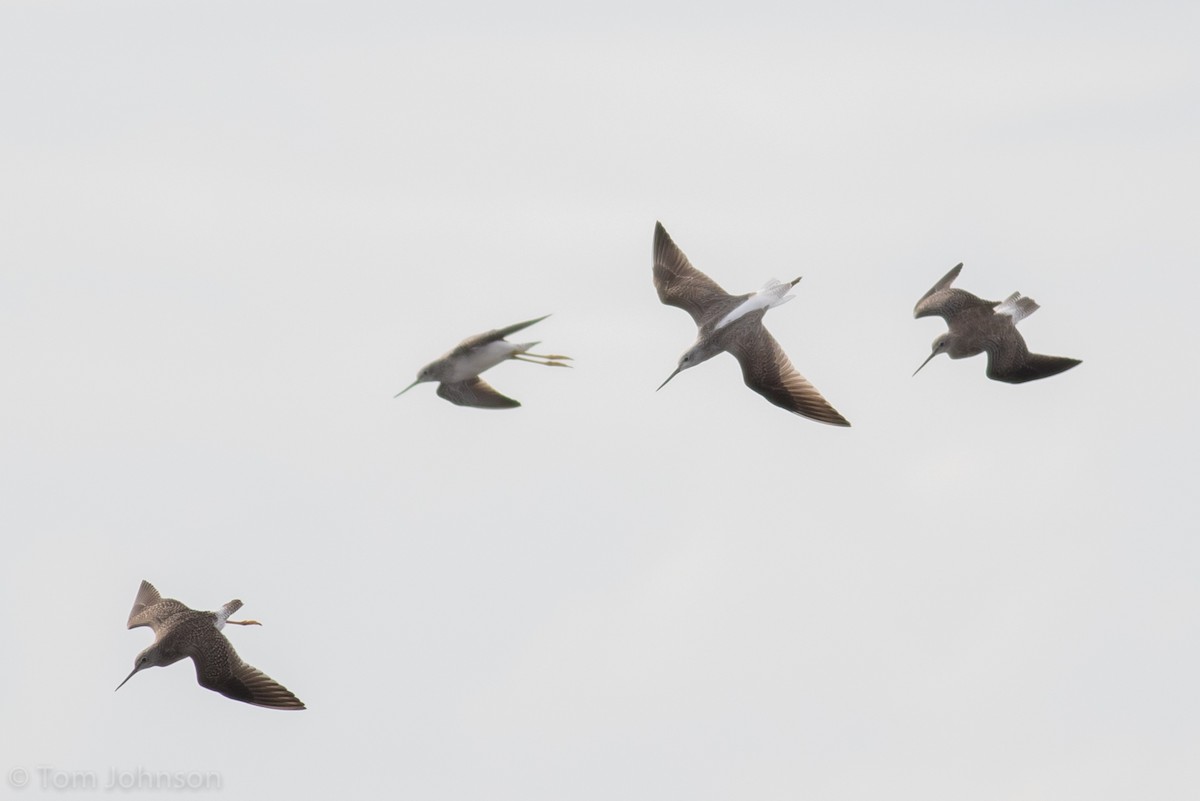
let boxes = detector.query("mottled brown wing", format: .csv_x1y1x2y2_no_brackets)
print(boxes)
914,263,962,309
985,329,1082,384
913,263,994,322
437,377,521,409
452,315,549,353
728,327,851,426
653,222,733,325
191,634,306,710
127,580,189,633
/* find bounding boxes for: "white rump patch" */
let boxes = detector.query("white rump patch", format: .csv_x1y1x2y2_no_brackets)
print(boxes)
716,279,796,329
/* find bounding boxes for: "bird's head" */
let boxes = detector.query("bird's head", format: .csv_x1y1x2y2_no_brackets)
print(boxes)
658,342,718,391
395,362,443,398
913,333,952,377
115,646,163,692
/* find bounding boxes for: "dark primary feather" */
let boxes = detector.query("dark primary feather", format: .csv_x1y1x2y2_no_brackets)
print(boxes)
986,348,1082,384
451,315,549,354
437,377,521,408
727,328,851,426
189,634,306,710
653,222,735,325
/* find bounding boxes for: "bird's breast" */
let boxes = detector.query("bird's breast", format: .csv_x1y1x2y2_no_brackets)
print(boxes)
445,341,520,382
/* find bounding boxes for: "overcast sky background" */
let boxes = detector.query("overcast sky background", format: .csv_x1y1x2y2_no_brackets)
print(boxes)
2,1,1198,799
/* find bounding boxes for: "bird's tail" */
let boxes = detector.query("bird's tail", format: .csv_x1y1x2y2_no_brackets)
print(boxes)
995,292,1039,324
758,277,799,309
216,600,244,629
714,278,802,329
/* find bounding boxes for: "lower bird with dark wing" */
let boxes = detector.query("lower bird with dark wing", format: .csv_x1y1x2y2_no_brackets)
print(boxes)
913,263,1081,383
117,580,306,710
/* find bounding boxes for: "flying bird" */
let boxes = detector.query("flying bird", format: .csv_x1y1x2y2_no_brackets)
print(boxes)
913,263,1081,383
395,315,570,409
117,580,305,710
652,221,850,425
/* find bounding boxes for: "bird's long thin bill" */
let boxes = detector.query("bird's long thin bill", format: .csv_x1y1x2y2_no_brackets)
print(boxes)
657,367,682,391
114,667,138,692
393,380,420,399
912,351,937,377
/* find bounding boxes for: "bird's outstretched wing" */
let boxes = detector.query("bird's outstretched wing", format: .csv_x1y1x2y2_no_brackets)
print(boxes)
127,580,189,633
985,333,1082,384
437,377,521,409
454,316,549,352
914,263,962,308
191,635,306,710
653,222,733,325
914,263,992,322
727,327,851,426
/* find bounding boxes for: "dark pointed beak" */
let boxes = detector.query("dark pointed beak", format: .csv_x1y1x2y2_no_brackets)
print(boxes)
657,366,683,391
115,666,139,692
912,351,938,377
393,380,420,398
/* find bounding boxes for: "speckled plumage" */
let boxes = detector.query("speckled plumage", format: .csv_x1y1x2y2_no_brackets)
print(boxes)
118,580,305,710
913,263,1082,383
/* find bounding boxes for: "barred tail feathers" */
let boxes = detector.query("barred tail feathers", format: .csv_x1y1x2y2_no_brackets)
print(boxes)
995,292,1039,323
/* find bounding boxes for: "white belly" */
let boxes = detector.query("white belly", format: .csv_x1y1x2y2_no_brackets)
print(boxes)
446,341,521,381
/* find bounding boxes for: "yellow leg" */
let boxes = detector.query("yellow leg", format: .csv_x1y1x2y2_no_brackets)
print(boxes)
514,354,572,368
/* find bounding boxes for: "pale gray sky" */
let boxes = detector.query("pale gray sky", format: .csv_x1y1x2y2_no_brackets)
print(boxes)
2,1,1198,799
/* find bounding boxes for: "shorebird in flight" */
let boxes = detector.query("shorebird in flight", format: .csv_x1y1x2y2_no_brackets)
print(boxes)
913,263,1081,383
117,580,305,710
652,222,850,426
395,315,570,409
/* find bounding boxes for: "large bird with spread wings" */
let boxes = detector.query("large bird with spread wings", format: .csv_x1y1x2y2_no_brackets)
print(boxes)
652,222,850,426
117,580,305,710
